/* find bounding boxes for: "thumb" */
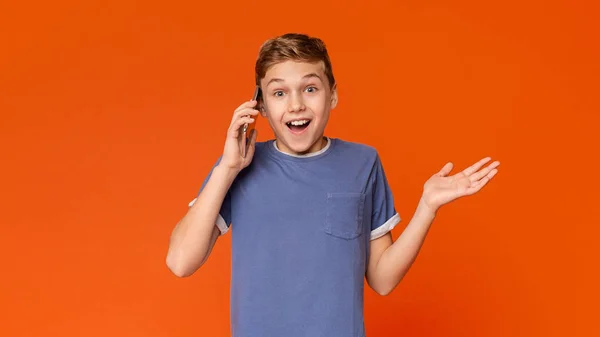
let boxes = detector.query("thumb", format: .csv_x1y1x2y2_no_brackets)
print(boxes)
436,162,453,177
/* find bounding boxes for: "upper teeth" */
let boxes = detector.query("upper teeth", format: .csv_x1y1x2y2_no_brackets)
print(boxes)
289,120,309,126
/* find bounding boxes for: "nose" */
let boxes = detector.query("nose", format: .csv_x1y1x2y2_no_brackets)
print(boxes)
287,92,305,113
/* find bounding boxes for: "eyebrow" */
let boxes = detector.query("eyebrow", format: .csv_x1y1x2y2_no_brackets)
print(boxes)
266,73,323,87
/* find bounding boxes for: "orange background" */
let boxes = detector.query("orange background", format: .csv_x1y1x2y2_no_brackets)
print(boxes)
1,1,598,336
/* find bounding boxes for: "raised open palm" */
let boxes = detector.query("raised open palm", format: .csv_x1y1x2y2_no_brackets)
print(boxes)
421,157,500,213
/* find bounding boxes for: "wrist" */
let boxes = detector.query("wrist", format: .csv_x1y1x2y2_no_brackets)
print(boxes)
214,163,240,183
417,196,438,218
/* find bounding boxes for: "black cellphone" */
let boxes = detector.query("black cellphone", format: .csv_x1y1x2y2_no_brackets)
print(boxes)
241,86,262,158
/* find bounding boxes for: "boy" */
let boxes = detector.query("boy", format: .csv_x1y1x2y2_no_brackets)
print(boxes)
166,33,499,337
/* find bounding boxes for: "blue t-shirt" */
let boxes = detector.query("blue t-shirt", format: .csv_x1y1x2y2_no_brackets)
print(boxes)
189,137,401,337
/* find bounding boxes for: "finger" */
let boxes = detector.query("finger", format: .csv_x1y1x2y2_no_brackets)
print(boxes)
234,100,258,114
470,161,500,182
436,162,453,177
466,178,488,195
462,157,492,176
466,169,498,195
231,108,260,123
228,116,255,137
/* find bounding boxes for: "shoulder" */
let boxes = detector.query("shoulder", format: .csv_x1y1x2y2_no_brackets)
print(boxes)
331,138,380,161
252,139,274,157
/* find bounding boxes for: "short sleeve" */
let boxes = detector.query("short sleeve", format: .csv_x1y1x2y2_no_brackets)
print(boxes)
188,157,231,236
370,154,401,240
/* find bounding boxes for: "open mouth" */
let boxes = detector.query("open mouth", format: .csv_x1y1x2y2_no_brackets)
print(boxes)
286,119,311,133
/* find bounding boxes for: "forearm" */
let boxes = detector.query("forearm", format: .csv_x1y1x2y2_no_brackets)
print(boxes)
166,164,238,277
370,198,437,294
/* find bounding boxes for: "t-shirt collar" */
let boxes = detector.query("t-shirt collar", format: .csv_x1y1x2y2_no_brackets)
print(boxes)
273,137,331,158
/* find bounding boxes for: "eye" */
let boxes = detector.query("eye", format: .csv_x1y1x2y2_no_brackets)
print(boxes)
273,90,285,97
305,86,318,93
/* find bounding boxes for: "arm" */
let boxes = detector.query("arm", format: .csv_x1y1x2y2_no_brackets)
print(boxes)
366,198,435,295
366,157,500,295
166,99,260,277
166,165,238,277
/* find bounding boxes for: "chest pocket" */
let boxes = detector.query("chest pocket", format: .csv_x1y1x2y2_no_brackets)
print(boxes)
325,192,366,240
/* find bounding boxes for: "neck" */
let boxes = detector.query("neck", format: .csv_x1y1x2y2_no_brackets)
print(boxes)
275,136,328,156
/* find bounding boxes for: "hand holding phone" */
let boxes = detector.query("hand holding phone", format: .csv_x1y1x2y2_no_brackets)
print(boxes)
220,88,260,172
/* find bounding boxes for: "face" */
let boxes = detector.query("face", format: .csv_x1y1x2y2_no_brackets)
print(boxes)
259,60,338,155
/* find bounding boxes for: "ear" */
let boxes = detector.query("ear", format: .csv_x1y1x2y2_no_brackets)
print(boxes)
330,83,338,109
259,101,267,117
